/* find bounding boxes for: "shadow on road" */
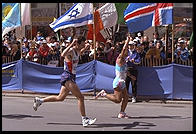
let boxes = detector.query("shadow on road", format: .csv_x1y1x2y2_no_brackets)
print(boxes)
2,114,43,120
111,115,191,120
47,121,156,129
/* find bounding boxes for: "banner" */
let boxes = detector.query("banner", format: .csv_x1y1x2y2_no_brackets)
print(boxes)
2,59,193,100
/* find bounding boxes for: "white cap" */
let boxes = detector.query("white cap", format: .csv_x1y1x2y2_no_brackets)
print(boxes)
128,41,134,45
133,39,138,42
66,37,72,42
36,41,42,45
179,40,185,44
42,40,47,44
62,42,66,46
137,32,141,37
88,40,93,43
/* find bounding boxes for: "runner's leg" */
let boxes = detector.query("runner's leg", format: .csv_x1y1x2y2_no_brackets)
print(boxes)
42,86,69,102
105,88,122,103
64,80,86,116
120,88,129,112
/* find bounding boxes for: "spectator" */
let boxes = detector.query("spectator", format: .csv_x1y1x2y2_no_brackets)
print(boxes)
153,32,160,45
38,40,51,64
104,39,115,64
156,40,165,59
10,43,21,61
2,42,10,63
95,42,106,62
135,32,142,43
36,31,44,41
145,40,160,59
22,38,29,58
79,40,91,64
49,42,60,60
174,40,189,61
126,40,141,103
26,42,39,62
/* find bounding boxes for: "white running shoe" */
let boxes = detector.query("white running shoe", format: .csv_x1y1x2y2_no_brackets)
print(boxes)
95,90,106,99
82,117,96,127
33,97,42,111
117,112,129,119
132,97,136,103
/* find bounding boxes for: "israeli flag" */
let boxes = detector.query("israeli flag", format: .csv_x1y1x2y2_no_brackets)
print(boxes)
50,3,93,32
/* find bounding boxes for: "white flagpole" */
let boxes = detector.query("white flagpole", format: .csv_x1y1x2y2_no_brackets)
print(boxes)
171,24,174,63
19,3,23,60
93,3,96,60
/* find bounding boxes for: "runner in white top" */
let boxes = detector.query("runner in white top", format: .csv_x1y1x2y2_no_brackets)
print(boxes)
33,36,96,127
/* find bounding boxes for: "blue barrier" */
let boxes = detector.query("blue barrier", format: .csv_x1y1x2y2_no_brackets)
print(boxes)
2,59,193,100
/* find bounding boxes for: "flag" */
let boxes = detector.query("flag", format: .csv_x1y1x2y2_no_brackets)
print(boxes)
49,3,93,32
21,3,31,26
2,3,21,34
124,3,173,33
2,3,31,37
115,3,129,24
87,3,128,42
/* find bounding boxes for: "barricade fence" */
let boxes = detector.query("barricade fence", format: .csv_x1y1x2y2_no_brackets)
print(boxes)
2,59,193,100
2,55,193,67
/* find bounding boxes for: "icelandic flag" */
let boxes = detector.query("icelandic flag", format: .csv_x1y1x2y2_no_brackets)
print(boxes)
124,3,173,33
50,3,93,32
2,3,21,31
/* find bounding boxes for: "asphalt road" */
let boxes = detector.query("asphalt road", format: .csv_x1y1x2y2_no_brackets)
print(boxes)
2,95,193,131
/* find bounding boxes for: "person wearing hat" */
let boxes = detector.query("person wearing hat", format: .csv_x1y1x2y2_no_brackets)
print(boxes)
38,40,51,64
125,39,141,103
174,39,189,61
36,31,44,41
26,42,39,62
33,36,96,127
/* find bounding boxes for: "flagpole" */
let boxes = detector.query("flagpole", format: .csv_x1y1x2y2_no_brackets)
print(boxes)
19,3,23,60
93,4,96,60
30,3,32,40
165,25,168,60
19,3,24,94
57,3,61,41
171,24,174,63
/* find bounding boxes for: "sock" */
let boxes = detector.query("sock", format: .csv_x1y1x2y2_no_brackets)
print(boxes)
39,98,44,103
102,92,107,97
81,116,87,120
120,111,125,114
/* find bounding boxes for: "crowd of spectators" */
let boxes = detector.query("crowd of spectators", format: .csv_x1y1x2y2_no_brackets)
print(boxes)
2,30,193,67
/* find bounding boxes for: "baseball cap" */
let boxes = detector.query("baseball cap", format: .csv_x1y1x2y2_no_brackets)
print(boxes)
42,40,47,44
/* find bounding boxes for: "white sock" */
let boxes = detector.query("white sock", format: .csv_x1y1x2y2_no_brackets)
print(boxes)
39,99,44,103
102,92,107,97
81,116,87,120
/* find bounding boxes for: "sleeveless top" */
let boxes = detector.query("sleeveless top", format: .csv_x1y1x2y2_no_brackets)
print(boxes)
64,48,79,74
115,63,127,80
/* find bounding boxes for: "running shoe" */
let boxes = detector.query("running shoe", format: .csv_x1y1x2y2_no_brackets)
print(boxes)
132,97,136,103
94,90,106,99
117,112,129,119
33,97,42,111
82,117,97,127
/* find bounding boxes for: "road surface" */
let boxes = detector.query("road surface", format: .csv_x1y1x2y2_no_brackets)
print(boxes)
2,95,193,131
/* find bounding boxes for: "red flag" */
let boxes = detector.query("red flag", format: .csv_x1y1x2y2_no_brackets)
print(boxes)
87,10,107,42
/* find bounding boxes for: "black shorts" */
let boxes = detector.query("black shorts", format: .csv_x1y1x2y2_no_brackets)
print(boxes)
60,70,76,86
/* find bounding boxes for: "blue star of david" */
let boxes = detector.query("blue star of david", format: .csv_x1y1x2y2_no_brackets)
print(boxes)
69,8,80,19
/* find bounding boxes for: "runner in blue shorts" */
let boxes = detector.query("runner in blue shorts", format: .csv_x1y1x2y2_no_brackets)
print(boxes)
33,36,96,127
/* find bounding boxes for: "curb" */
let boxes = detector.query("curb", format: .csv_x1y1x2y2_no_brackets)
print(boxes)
2,90,193,104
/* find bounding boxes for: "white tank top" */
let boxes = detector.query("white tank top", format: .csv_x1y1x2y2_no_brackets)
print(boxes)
64,48,79,74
